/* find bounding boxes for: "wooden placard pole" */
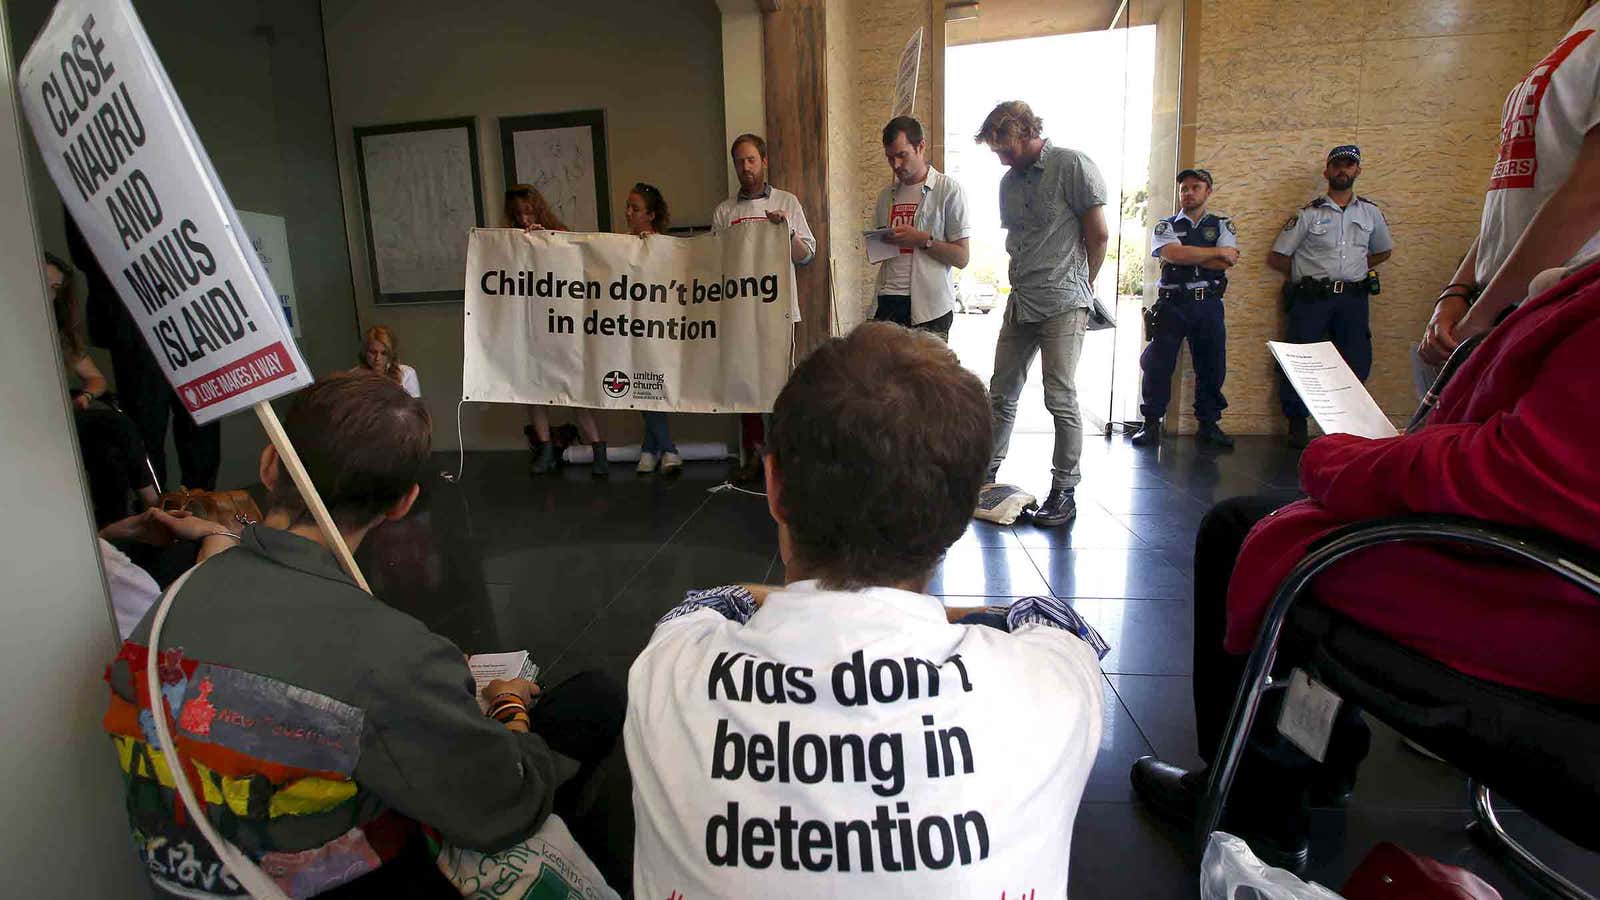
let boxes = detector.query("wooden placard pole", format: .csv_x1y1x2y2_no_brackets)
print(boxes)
253,400,372,594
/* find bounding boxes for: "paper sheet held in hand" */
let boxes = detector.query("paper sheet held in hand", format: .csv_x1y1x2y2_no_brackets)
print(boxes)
468,651,541,712
863,228,900,264
1268,341,1399,439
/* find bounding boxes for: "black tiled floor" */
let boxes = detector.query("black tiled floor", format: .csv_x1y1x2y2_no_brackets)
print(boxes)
375,434,1598,896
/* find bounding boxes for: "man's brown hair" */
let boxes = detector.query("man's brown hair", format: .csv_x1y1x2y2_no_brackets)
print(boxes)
974,100,1044,145
767,323,992,589
731,132,768,160
267,371,432,529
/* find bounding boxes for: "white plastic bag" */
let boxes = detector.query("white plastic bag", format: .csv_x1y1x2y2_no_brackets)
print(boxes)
436,813,620,900
1200,832,1344,900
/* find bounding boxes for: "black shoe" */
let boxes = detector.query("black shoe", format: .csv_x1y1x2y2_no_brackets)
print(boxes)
1197,421,1235,449
1131,757,1310,872
1286,417,1310,449
590,442,609,478
1131,418,1162,447
1031,488,1077,527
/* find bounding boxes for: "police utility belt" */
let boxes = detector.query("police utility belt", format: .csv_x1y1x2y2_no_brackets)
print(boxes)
1157,284,1224,303
1292,271,1381,300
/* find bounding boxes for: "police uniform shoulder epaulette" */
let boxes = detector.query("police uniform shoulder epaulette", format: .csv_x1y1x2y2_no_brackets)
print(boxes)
1212,213,1237,234
1355,195,1382,207
1300,197,1324,210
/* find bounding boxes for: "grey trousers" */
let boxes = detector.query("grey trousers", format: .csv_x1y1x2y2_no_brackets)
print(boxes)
987,304,1088,491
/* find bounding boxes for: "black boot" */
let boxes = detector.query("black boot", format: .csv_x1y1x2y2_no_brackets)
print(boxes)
1130,757,1310,872
1197,421,1235,449
526,426,556,476
590,441,609,478
1286,417,1310,449
1031,488,1077,527
1131,418,1162,447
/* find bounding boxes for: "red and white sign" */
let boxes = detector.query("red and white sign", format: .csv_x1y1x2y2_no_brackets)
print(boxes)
1490,29,1595,192
17,0,311,424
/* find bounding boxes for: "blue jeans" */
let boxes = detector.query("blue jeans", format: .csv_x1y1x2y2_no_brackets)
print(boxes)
641,412,675,454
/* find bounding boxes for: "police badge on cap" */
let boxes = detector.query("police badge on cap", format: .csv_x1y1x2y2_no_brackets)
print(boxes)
1327,145,1361,164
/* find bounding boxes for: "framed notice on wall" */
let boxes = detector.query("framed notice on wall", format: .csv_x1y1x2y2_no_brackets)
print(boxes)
355,117,485,305
499,110,611,234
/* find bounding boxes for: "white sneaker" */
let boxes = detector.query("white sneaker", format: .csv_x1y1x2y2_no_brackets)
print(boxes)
660,451,683,473
636,451,658,473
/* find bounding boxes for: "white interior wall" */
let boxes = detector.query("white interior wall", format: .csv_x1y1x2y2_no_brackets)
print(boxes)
0,10,148,895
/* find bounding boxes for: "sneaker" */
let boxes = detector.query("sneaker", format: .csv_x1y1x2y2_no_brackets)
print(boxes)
1131,418,1162,447
660,450,683,474
1287,417,1310,449
1197,421,1235,449
1031,488,1077,527
637,451,658,474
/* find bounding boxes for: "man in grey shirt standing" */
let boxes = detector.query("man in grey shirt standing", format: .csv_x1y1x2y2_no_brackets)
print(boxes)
977,100,1110,525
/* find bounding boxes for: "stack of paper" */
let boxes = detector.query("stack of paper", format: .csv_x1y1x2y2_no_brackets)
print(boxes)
1268,341,1399,439
467,651,541,712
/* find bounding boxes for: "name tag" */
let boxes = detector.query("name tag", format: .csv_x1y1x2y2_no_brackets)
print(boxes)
1276,668,1341,763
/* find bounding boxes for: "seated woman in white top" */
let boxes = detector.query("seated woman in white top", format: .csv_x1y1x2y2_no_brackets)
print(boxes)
355,324,421,398
626,323,1109,899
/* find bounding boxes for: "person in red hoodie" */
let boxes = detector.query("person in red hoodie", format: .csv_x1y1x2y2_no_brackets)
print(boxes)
1131,258,1600,868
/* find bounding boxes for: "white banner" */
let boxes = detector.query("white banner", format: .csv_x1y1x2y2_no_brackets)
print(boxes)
463,225,795,413
18,0,311,424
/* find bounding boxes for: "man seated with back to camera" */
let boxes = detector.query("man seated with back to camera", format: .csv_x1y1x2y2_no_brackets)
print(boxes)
102,371,625,898
625,322,1109,898
1131,258,1600,870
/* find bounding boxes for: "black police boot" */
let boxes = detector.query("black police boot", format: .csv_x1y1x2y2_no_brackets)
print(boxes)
1131,757,1310,872
1131,418,1162,447
1286,417,1310,449
1197,421,1235,449
1031,488,1077,527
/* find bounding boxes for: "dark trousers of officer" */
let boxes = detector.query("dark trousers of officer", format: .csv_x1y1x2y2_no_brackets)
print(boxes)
1279,286,1372,420
109,337,221,490
1139,294,1227,423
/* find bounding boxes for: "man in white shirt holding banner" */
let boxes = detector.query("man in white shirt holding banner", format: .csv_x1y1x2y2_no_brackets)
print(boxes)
626,323,1107,899
712,132,816,483
870,115,972,341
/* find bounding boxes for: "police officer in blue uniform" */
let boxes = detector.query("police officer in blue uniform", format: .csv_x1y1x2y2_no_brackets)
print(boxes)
1270,145,1394,447
1132,168,1237,449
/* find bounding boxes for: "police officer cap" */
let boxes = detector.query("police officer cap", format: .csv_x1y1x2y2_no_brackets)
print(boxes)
1176,168,1213,186
1327,145,1361,164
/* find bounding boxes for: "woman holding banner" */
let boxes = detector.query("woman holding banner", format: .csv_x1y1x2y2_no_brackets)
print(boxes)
624,183,683,475
506,185,609,477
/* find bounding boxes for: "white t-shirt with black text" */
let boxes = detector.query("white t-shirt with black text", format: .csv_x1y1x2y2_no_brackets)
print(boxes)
1476,6,1600,286
626,582,1105,899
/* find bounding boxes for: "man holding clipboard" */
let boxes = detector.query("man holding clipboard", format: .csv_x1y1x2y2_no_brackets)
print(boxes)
867,116,971,341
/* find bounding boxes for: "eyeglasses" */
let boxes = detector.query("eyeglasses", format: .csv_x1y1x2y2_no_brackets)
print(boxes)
633,183,660,196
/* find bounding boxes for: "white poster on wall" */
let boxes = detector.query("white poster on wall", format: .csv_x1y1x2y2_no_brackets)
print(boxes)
462,225,795,413
359,125,480,296
17,0,311,424
513,126,599,233
237,210,300,338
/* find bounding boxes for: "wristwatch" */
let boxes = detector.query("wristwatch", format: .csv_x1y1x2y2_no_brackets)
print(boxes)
922,236,934,250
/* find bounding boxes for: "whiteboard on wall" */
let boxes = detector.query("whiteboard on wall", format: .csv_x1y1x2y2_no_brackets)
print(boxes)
500,110,611,234
237,210,300,337
354,118,485,304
